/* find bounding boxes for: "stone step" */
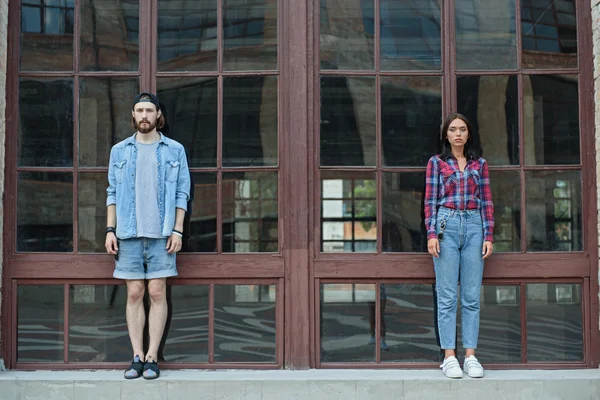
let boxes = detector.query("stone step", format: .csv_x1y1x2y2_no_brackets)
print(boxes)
1,369,599,399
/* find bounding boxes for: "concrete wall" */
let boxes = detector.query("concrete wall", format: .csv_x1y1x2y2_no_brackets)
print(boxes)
0,0,8,370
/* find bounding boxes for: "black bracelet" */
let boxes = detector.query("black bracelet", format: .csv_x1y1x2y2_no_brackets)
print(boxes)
172,229,183,235
106,227,116,235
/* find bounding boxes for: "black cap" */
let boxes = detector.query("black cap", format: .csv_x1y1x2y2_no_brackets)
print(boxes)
132,92,160,111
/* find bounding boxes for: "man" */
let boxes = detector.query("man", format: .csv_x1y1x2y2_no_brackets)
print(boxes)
105,92,190,380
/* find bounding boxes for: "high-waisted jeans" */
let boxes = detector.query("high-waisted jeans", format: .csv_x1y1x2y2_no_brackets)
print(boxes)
433,206,484,350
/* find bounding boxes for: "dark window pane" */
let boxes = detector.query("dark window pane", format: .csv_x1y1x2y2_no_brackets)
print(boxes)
19,78,73,167
380,0,441,70
381,76,441,167
526,171,581,252
78,173,108,253
158,77,218,168
18,173,73,252
523,75,579,165
320,77,376,166
79,77,139,167
21,4,74,70
222,172,278,253
457,76,519,165
69,285,128,362
214,285,276,362
223,76,277,167
382,172,426,252
320,0,374,70
223,0,277,71
18,286,64,362
321,172,376,253
164,285,209,362
80,0,139,71
320,284,376,362
521,0,577,68
475,285,521,362
489,171,521,252
527,283,583,361
380,284,439,361
157,0,217,71
455,0,516,70
183,173,217,253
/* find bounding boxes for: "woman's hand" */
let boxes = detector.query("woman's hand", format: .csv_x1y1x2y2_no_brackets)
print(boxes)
428,238,440,258
482,241,493,259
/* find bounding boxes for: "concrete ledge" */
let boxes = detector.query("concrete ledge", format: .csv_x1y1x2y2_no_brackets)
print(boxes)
0,369,599,399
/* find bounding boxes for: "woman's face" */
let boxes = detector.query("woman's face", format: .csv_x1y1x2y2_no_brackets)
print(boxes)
446,118,469,149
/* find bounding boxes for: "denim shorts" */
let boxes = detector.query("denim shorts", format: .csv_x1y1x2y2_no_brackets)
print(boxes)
113,237,178,280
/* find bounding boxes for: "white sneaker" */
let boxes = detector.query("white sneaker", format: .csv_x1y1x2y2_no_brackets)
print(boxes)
440,356,463,379
463,355,484,378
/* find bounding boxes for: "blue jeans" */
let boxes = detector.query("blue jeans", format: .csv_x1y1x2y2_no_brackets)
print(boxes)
433,207,484,350
113,238,178,280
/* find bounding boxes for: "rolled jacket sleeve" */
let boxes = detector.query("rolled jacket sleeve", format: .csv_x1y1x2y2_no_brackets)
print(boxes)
106,148,117,207
175,148,191,211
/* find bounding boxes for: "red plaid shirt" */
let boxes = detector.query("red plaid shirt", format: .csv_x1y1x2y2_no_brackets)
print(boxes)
424,155,494,242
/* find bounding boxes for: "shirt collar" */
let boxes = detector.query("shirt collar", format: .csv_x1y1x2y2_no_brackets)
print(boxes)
125,132,167,146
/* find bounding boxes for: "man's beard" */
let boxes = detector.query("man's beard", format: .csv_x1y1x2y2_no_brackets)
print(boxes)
136,119,157,134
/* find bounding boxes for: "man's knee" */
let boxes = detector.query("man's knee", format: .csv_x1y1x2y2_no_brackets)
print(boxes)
127,280,145,303
147,279,167,303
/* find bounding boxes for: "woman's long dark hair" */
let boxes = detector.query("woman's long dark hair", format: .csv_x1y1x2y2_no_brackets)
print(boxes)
439,113,481,162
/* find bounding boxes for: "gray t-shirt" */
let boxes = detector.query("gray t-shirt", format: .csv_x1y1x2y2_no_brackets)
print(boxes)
135,141,162,238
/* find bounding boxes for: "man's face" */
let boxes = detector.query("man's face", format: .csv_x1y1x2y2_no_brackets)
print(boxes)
132,101,160,134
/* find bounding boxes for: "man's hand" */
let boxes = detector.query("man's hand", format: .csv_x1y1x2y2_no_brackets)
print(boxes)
105,232,118,255
482,241,494,259
428,238,440,258
166,233,183,254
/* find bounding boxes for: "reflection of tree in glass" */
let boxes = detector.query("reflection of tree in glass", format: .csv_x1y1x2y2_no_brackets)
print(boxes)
354,180,376,232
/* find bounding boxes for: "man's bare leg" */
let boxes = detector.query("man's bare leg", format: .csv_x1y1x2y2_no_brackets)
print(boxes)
145,278,168,362
125,280,146,358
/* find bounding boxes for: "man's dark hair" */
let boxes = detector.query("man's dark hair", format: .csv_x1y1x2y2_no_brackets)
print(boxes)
439,113,481,162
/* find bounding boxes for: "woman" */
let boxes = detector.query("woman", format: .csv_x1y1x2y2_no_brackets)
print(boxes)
424,113,494,379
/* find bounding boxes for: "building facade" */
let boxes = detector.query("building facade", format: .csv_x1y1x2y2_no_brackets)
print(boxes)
0,0,599,370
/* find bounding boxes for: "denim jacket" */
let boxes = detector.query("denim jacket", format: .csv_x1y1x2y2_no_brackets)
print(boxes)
106,133,191,239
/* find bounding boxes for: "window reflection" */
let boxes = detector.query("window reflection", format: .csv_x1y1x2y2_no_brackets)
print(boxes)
157,1,218,71
526,171,581,252
223,0,278,71
18,285,64,362
79,77,139,167
223,76,278,167
381,76,441,167
523,75,579,165
382,173,426,252
19,78,73,167
489,171,521,252
18,172,73,252
320,77,376,166
320,0,375,70
214,285,276,362
521,0,577,69
80,0,139,71
526,283,583,361
183,173,217,253
320,284,376,362
222,172,278,253
157,77,218,168
455,0,517,70
321,172,376,253
21,0,74,70
457,75,519,165
78,173,108,253
380,0,441,70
